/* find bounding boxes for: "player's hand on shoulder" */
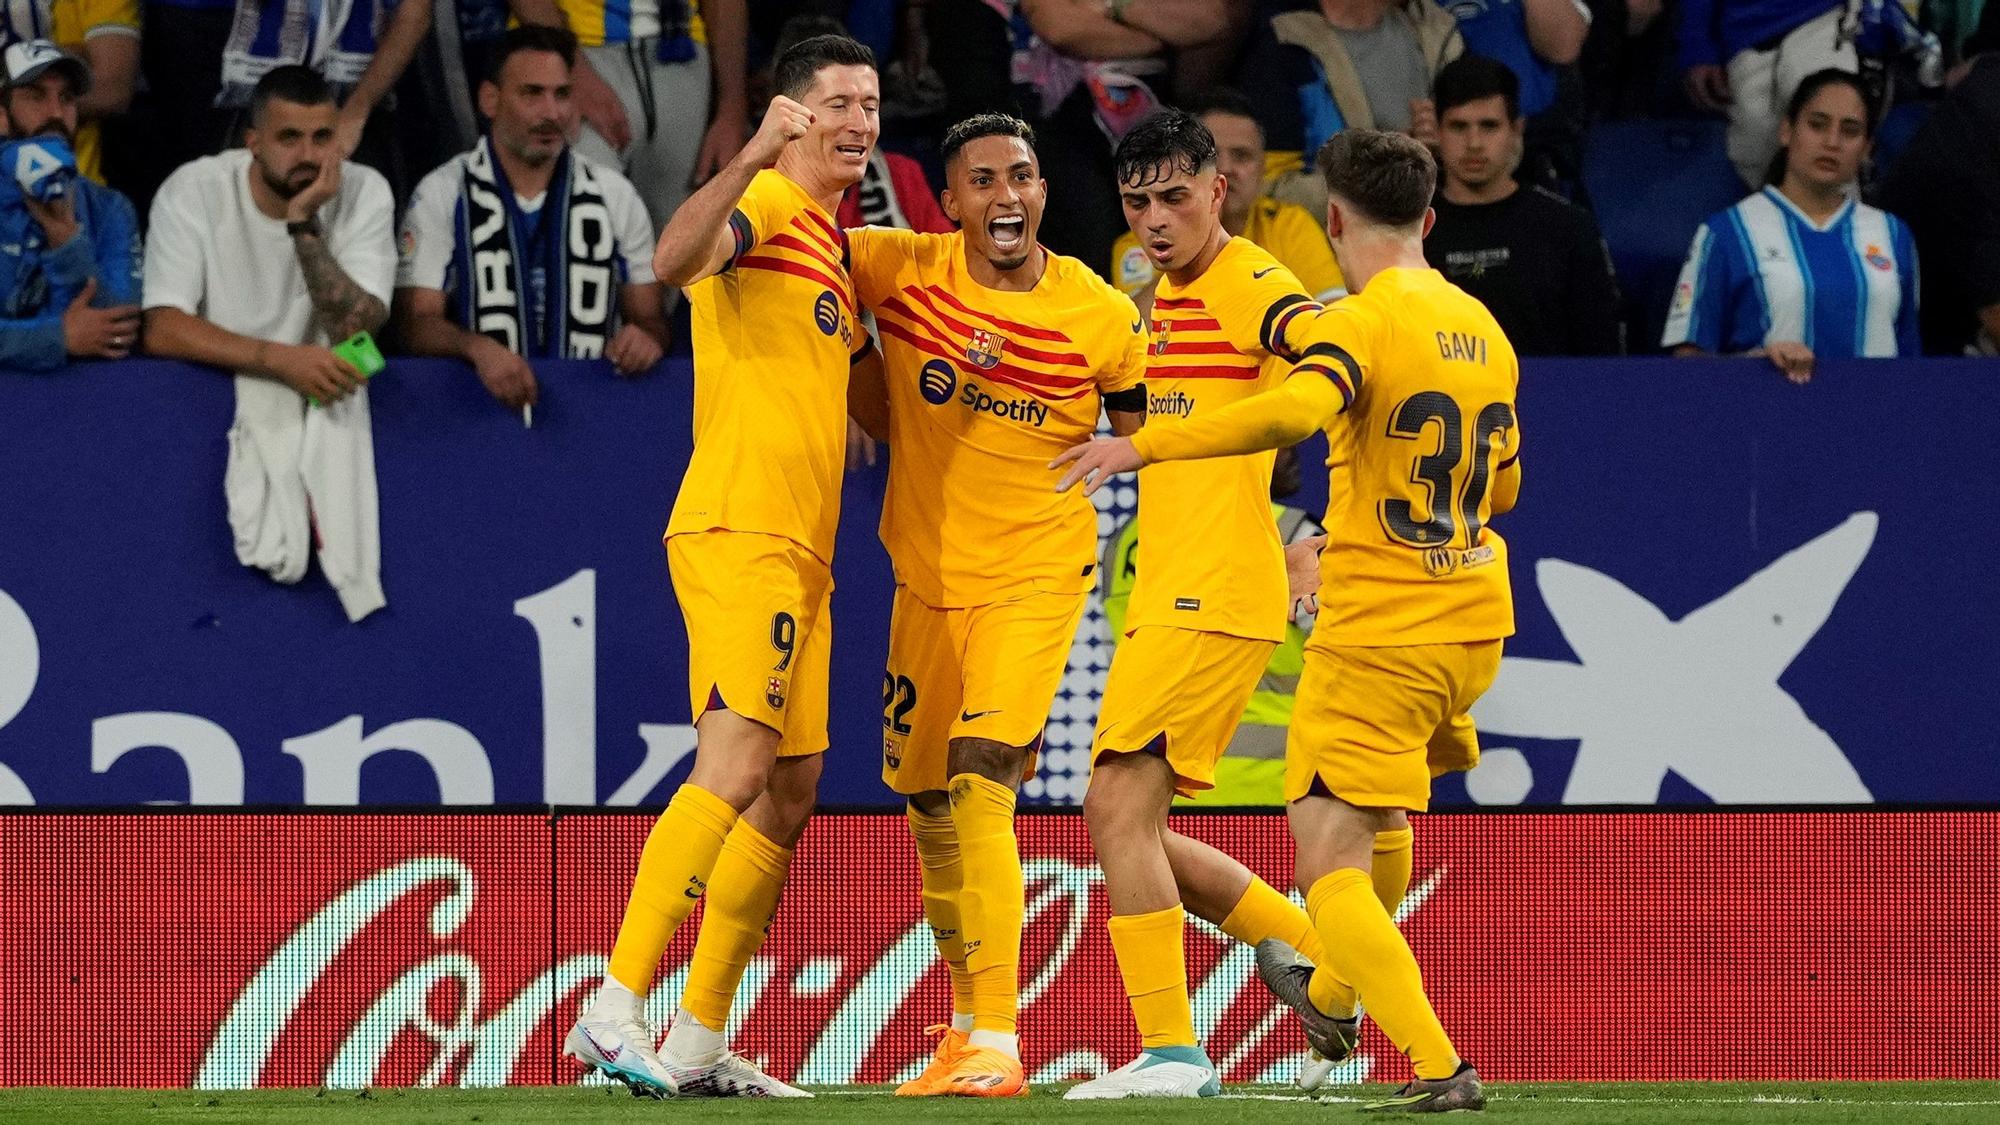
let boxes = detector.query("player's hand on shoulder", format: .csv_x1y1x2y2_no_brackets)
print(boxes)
742,96,816,168
467,335,539,408
1051,435,1141,496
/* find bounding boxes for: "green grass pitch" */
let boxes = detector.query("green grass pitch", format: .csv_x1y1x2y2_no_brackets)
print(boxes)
3,1084,1997,1123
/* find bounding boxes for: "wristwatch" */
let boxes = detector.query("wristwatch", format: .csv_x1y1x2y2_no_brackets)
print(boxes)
286,217,323,238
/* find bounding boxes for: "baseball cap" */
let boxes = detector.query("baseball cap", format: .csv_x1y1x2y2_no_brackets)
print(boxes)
2,40,92,96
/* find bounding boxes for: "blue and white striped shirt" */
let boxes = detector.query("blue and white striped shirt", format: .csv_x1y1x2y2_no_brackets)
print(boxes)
1662,187,1921,358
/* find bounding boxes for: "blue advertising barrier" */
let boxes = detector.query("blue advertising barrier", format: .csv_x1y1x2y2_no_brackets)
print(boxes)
0,356,1993,808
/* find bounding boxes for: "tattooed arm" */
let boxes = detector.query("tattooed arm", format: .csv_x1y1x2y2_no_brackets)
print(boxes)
285,158,391,342
293,229,390,341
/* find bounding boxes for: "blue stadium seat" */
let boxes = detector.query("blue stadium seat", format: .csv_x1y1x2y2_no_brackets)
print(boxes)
1582,119,1745,353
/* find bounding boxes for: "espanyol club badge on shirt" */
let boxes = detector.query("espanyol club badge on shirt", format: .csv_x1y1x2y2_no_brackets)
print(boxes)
965,329,1006,370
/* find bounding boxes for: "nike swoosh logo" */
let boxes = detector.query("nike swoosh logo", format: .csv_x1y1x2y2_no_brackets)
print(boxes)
960,709,1000,722
1252,267,1279,279
582,1029,622,1062
1131,319,1144,334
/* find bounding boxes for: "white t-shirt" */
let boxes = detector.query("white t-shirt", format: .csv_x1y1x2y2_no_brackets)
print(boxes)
396,149,658,294
143,149,396,345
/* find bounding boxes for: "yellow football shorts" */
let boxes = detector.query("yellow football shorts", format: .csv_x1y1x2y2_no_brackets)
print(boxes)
1092,626,1277,797
665,529,832,757
1284,638,1504,810
880,586,1088,795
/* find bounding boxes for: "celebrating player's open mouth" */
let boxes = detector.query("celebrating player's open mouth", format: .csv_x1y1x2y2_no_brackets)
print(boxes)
942,130,1048,275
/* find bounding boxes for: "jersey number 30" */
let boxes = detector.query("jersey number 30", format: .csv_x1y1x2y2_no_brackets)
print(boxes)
1379,392,1515,548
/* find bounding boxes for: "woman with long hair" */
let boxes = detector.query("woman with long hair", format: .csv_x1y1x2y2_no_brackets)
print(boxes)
1662,68,1920,381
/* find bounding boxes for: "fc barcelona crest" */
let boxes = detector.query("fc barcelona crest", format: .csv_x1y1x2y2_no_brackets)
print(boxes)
1151,320,1172,356
966,329,1007,370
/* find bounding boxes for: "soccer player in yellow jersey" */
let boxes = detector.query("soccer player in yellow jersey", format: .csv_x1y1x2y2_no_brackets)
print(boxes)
1057,129,1519,1113
843,113,1148,1098
1109,90,1345,314
1056,109,1344,1101
564,34,879,1099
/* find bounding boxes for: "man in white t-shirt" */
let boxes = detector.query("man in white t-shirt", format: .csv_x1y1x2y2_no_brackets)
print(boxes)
394,25,667,412
141,64,396,402
140,64,398,622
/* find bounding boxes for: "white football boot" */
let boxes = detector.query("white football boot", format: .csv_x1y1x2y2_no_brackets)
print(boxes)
659,1010,812,1097
564,1010,680,1098
1064,1046,1221,1100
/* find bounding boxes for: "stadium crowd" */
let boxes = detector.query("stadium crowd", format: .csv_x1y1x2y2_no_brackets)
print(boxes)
2,0,1996,382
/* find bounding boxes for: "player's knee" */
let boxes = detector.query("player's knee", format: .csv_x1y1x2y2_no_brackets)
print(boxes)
945,737,1027,787
1083,757,1164,841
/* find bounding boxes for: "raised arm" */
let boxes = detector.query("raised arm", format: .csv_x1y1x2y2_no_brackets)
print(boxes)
284,162,390,342
334,0,433,155
654,96,814,286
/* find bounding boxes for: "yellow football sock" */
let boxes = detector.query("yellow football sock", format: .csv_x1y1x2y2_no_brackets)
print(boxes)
1306,868,1457,1080
1218,873,1325,963
907,806,974,1015
1108,905,1197,1049
948,772,1022,1035
607,784,738,995
1309,828,1415,1019
681,820,793,1031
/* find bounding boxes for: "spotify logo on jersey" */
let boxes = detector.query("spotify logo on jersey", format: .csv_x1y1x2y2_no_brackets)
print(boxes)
813,291,840,336
920,359,958,405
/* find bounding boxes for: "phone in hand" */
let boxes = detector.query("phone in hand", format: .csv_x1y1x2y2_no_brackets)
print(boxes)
331,330,387,378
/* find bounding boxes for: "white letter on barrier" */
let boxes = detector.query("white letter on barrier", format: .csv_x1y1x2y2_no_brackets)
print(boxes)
282,716,495,804
514,569,597,805
91,712,245,804
606,724,698,806
0,588,39,803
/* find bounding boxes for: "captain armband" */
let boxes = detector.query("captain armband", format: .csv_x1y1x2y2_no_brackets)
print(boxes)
1102,383,1147,413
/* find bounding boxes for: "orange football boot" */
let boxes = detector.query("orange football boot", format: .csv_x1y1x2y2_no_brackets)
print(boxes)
936,1044,1029,1097
895,1025,970,1096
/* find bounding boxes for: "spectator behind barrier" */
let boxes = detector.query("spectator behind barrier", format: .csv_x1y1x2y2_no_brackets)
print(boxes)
141,66,396,622
925,0,1247,272
1423,54,1621,356
213,0,436,197
1663,69,1918,382
1872,48,2000,355
1108,89,1344,314
394,26,668,413
515,0,751,234
1677,0,1857,189
1236,0,1462,213
1439,0,1590,192
0,0,139,184
0,41,141,371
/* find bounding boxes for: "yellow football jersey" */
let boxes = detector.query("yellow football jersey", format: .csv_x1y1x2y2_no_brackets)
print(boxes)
849,227,1146,607
1301,267,1521,646
1111,197,1344,301
666,169,859,564
1127,237,1322,643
